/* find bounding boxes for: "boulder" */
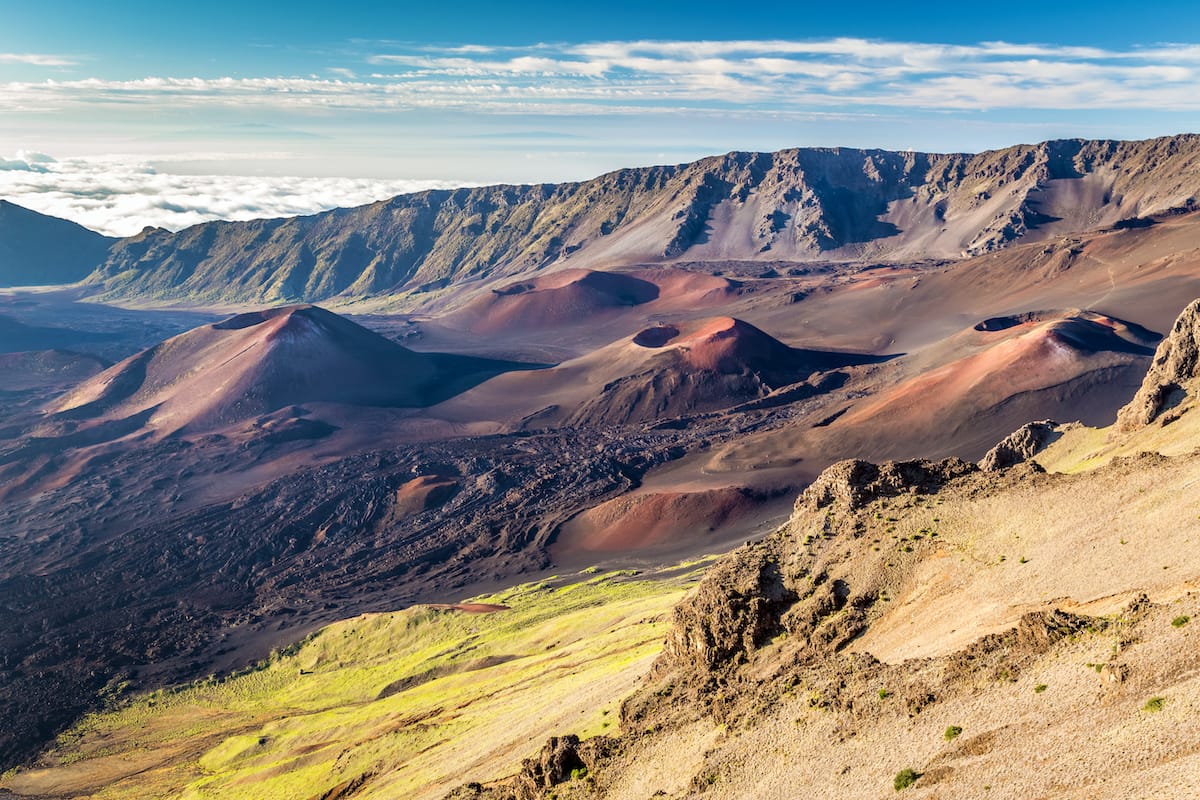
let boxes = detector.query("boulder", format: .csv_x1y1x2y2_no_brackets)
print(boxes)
979,420,1059,471
1116,298,1200,430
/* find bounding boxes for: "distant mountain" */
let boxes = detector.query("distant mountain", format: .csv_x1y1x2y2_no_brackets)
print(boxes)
0,200,115,286
84,135,1200,306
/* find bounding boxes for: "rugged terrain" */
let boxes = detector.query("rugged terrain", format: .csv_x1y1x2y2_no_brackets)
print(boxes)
5,299,1198,800
3,135,1200,784
436,298,1200,799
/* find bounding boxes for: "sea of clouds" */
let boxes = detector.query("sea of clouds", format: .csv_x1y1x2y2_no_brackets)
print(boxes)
0,151,465,237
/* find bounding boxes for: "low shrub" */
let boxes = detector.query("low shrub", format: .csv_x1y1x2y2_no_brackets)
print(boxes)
894,768,920,791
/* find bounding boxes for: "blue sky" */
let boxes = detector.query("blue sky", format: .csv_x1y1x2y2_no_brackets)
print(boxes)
3,0,1200,234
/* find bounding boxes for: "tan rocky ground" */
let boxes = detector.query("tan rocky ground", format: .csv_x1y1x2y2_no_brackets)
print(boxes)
447,298,1200,800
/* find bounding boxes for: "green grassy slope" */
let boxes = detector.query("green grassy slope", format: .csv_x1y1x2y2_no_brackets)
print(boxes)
2,564,710,800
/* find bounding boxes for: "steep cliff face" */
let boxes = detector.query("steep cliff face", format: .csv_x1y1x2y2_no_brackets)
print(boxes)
85,135,1200,306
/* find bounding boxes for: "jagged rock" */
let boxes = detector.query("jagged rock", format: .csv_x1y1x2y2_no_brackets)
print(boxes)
797,458,978,512
1116,298,1200,431
941,609,1099,686
1100,663,1129,686
443,737,616,800
979,420,1059,471
657,542,797,675
1014,609,1096,651
533,735,586,786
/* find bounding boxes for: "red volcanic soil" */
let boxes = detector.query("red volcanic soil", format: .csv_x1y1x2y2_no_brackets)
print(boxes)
629,268,741,310
53,305,437,433
673,316,798,372
632,324,679,348
393,475,459,516
452,269,659,335
554,487,765,555
807,310,1158,460
435,313,883,429
425,603,510,613
446,267,742,337
48,305,530,436
564,316,883,426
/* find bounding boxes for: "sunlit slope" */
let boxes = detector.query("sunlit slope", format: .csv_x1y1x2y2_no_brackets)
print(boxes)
1,565,707,800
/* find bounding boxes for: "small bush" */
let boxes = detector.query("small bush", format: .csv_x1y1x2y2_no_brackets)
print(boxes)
569,766,588,781
1034,684,1048,693
944,725,963,741
1143,696,1166,713
1171,615,1190,628
878,688,891,699
894,768,920,791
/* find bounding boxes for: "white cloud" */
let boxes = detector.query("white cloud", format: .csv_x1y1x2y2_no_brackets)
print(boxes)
0,151,56,172
4,38,1200,116
0,153,468,237
0,53,77,67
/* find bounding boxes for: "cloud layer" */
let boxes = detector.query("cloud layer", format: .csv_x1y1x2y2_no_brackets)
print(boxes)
0,153,464,237
4,38,1200,114
5,38,1199,236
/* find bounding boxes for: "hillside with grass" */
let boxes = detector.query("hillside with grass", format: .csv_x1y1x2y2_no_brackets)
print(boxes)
0,565,710,800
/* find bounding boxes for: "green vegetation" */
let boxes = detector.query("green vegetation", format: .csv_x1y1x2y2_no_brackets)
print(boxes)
10,563,709,800
878,688,892,699
1171,615,1191,628
1034,684,1048,693
894,767,920,791
944,725,963,741
1143,696,1167,713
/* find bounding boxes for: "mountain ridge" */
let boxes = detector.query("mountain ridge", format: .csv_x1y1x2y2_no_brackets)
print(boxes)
83,134,1200,306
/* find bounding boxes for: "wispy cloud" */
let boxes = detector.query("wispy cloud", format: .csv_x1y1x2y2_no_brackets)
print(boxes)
0,152,467,237
4,38,1200,115
0,52,78,67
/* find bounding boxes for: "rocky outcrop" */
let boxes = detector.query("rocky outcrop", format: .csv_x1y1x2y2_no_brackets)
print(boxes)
657,540,798,676
978,420,1059,471
654,457,978,684
441,441,1200,800
1116,298,1200,431
797,458,977,512
448,735,616,800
